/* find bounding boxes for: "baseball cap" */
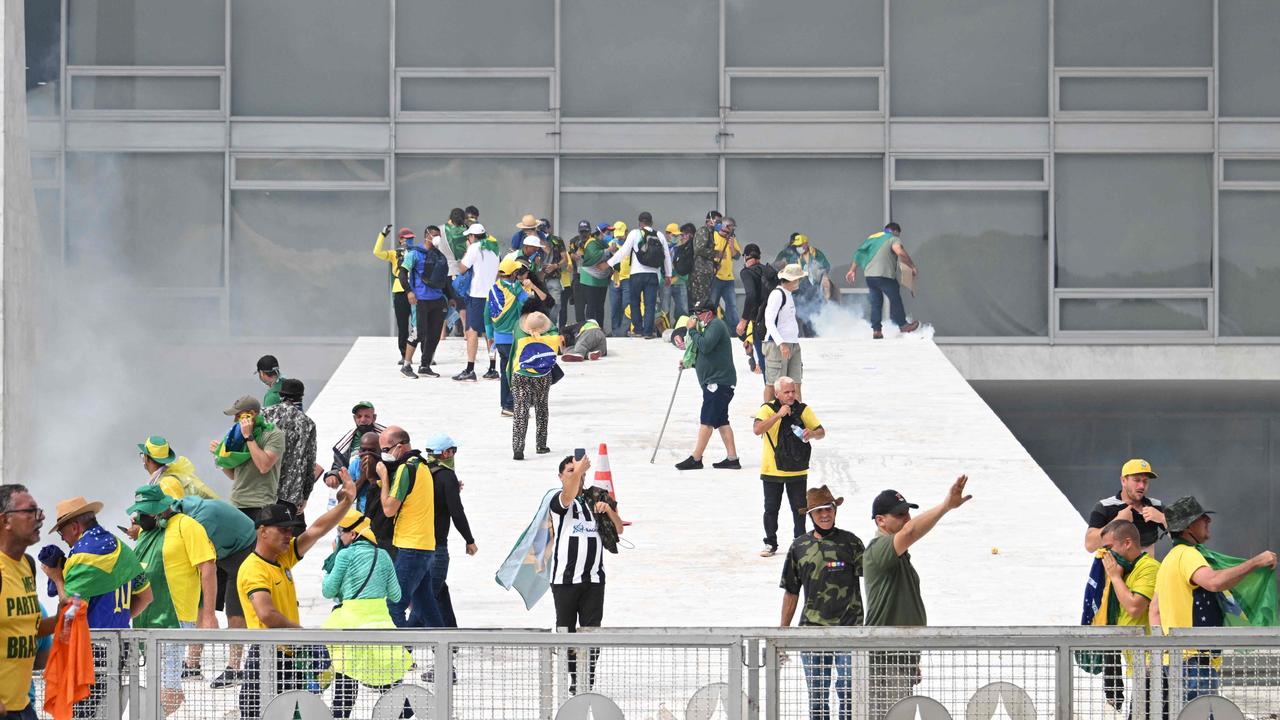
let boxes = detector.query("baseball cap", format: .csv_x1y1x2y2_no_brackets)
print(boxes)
465,223,486,236
665,223,680,235
1120,459,1157,478
691,299,717,315
255,503,305,530
871,490,919,518
595,222,613,234
578,220,591,231
254,354,279,374
351,401,375,414
743,243,761,259
522,235,544,248
397,227,415,239
127,485,174,518
223,395,261,416
425,432,458,454
498,258,521,275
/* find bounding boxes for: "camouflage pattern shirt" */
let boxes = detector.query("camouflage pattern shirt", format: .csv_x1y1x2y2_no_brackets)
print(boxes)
780,529,865,627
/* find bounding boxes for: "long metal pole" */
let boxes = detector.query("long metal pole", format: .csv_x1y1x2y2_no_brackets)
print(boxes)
650,367,684,463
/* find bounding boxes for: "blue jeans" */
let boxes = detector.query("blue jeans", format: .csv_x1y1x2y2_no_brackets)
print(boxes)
430,546,457,628
865,276,907,331
497,342,513,411
629,272,661,336
388,548,443,628
608,279,632,336
1181,656,1221,702
663,282,688,320
802,651,853,720
709,277,739,328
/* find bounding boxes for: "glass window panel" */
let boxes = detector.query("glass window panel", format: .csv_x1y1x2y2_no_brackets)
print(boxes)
1220,0,1280,116
236,157,385,184
896,159,1044,183
1056,0,1211,67
26,0,61,117
561,158,718,188
1223,159,1280,183
70,76,221,111
396,0,553,68
1219,192,1280,336
729,77,879,113
231,0,389,117
558,192,718,240
230,190,389,337
889,0,1047,117
400,77,550,113
889,191,1049,336
725,0,883,67
30,156,58,182
1055,154,1212,288
35,189,61,255
67,153,224,288
561,0,718,117
1059,298,1208,332
725,158,883,290
1058,77,1208,113
68,0,223,66
395,157,553,243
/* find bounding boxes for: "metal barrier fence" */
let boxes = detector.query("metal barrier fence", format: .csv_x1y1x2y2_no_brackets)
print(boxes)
26,627,1280,719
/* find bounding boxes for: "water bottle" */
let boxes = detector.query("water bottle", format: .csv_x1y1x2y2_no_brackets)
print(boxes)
791,424,809,443
327,486,338,511
61,595,81,642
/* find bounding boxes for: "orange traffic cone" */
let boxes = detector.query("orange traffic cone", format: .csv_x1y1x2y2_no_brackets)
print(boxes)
593,443,631,525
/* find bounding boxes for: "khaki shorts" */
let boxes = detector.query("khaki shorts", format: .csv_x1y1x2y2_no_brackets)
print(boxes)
763,341,802,385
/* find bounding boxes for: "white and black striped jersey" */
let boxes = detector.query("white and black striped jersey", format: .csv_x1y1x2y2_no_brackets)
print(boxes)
550,494,605,585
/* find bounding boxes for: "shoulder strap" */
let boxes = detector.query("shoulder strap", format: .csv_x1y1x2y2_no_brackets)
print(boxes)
351,548,379,599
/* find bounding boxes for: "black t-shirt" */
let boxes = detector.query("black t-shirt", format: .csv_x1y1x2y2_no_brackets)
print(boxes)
1088,492,1164,547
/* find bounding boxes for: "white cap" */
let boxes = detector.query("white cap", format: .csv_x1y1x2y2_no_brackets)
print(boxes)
522,235,544,248
466,223,486,236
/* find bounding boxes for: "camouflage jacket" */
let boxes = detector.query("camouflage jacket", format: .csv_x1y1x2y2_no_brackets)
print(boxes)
780,528,865,626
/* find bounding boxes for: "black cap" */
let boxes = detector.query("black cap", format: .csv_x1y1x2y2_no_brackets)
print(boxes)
279,378,305,399
254,503,305,530
743,243,761,259
255,354,279,374
705,210,721,220
691,300,717,315
871,490,919,518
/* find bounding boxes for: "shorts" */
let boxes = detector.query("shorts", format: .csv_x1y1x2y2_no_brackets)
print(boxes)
465,296,487,333
763,341,803,384
700,384,735,428
217,545,253,618
162,621,197,689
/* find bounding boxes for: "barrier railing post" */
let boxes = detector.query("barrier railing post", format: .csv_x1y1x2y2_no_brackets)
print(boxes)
746,638,760,720
727,640,744,719
145,635,163,720
538,645,555,720
1055,641,1072,720
435,641,453,720
764,640,779,720
104,633,122,720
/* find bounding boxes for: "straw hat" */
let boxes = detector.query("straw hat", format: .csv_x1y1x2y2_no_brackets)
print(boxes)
53,496,104,531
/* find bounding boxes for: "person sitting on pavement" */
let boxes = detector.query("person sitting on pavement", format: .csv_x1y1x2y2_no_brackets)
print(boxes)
561,319,607,362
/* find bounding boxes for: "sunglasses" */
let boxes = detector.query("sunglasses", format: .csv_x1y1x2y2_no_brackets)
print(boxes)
380,441,404,454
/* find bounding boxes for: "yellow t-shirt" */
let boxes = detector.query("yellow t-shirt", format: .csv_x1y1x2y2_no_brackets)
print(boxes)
755,403,822,479
161,514,217,622
610,237,631,282
0,552,40,711
1154,544,1209,633
713,232,741,281
237,539,301,630
390,459,437,551
1115,553,1159,627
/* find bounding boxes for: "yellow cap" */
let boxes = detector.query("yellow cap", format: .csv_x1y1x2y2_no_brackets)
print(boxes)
339,509,377,545
613,221,627,234
665,223,680,235
792,233,809,247
1120,458,1157,478
498,258,521,275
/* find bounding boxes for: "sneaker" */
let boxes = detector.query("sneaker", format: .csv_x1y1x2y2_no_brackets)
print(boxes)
759,546,777,558
643,334,658,340
562,353,585,363
747,355,758,372
501,408,514,417
513,450,524,460
181,663,202,680
419,367,440,378
210,667,243,689
536,446,552,455
483,368,500,380
452,369,478,382
899,320,921,334
675,456,703,471
872,330,883,339
712,457,742,470
588,351,603,361
400,365,419,379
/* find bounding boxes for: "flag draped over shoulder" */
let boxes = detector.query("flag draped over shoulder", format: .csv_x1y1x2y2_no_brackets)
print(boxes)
1199,545,1278,627
852,231,892,270
64,525,144,600
213,416,276,469
495,490,558,610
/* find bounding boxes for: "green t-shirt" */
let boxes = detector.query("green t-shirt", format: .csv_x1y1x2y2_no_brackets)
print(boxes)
862,232,901,280
779,529,865,626
578,237,609,288
263,378,284,408
864,533,927,626
229,426,287,509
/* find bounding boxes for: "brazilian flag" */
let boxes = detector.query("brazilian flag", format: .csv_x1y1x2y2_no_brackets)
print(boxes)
213,415,276,470
1200,546,1278,627
65,526,145,600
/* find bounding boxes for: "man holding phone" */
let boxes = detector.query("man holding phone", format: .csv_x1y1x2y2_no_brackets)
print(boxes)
211,396,286,524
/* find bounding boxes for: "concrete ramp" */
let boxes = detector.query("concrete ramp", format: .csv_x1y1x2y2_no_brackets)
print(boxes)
299,334,1090,627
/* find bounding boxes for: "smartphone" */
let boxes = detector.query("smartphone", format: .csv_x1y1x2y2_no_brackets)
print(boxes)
117,525,132,534
574,448,586,461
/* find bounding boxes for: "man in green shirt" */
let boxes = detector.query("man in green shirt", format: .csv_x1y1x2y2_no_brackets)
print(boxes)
846,222,920,339
675,301,740,471
864,477,971,719
575,223,612,327
254,355,285,407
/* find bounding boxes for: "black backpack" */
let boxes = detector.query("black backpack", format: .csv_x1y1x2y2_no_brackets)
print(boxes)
755,272,783,329
635,228,665,268
580,486,619,553
672,240,694,276
765,400,811,472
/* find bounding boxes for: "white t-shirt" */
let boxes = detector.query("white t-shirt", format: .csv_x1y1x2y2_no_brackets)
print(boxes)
608,227,673,276
461,242,500,299
764,286,799,344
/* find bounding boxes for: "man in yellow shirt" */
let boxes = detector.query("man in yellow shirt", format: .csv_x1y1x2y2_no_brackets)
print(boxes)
753,377,825,557
379,426,442,628
1093,519,1159,712
1,484,58,720
235,473,355,720
709,217,742,329
1153,495,1276,703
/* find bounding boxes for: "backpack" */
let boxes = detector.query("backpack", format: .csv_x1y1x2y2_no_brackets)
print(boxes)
755,271,783,329
580,486,619,554
672,240,694,276
635,228,665,268
411,246,450,292
765,400,811,472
